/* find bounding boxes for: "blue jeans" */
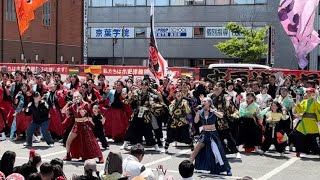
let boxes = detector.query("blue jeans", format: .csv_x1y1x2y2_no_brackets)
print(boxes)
27,119,54,145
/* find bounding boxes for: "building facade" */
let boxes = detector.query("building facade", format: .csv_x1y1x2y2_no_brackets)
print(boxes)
86,0,307,69
0,0,83,65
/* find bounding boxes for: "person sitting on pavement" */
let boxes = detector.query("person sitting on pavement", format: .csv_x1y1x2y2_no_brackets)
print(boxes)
99,152,123,180
179,160,194,180
122,144,146,180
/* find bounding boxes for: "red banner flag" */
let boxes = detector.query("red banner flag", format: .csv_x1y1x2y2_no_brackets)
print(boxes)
15,0,47,35
148,1,168,81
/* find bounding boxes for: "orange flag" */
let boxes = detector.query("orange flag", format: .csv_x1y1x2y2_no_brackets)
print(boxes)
15,0,47,35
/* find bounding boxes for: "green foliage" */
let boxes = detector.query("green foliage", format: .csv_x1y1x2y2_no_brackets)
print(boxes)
215,22,268,64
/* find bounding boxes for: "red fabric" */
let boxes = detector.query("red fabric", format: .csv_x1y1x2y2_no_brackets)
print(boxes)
16,112,32,136
48,108,64,137
0,109,5,132
69,122,103,160
103,107,130,141
56,90,66,108
67,102,90,118
244,147,255,152
62,117,73,130
0,101,13,122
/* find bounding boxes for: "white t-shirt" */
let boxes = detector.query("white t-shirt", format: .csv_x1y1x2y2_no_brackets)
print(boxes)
122,155,144,180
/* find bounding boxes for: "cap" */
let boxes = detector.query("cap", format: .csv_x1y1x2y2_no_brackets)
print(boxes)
84,159,97,172
5,173,24,180
306,88,315,93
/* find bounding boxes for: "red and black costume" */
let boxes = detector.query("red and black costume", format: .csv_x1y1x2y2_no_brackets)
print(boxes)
104,89,132,141
45,90,66,138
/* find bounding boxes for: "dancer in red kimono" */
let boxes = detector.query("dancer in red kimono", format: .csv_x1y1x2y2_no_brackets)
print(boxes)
9,83,32,141
61,92,103,163
45,82,66,139
0,73,12,140
104,81,132,142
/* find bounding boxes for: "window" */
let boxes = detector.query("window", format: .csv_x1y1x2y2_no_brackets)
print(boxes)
206,0,232,5
254,0,267,4
113,0,135,6
6,0,16,21
147,0,169,6
193,0,205,5
135,27,146,38
193,27,204,38
42,1,51,26
91,0,112,6
234,0,254,4
136,0,147,6
171,0,184,5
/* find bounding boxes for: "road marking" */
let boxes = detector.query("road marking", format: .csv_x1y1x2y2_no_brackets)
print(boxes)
42,150,66,158
257,157,299,180
144,149,191,167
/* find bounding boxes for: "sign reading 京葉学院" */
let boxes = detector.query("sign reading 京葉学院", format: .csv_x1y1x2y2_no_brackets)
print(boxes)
91,28,135,38
146,27,193,38
205,27,243,38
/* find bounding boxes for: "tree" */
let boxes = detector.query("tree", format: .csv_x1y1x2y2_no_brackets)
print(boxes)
215,22,268,64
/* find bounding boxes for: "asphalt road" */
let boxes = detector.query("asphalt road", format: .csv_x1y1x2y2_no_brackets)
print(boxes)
0,138,319,180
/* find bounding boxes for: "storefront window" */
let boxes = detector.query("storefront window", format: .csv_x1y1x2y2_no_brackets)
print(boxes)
206,0,232,5
254,0,267,4
234,0,254,4
147,0,170,6
91,0,112,7
136,0,147,6
171,0,185,5
113,0,135,6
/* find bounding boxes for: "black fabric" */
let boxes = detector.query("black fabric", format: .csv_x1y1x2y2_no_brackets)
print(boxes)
261,124,286,153
237,117,262,148
111,92,123,109
295,132,320,155
125,117,156,146
218,129,239,154
92,114,108,148
25,101,49,124
166,124,193,145
267,84,278,99
13,163,38,179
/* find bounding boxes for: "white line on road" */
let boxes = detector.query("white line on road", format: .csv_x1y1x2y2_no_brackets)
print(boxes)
41,150,66,158
144,149,191,167
257,157,299,180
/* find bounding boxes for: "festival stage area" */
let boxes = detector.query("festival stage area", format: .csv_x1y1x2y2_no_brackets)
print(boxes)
0,138,319,180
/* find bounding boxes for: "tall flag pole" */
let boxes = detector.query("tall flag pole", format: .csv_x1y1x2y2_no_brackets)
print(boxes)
14,0,47,66
149,0,168,82
278,0,320,69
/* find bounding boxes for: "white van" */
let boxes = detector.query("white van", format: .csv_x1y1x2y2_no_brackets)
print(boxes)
208,63,271,70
